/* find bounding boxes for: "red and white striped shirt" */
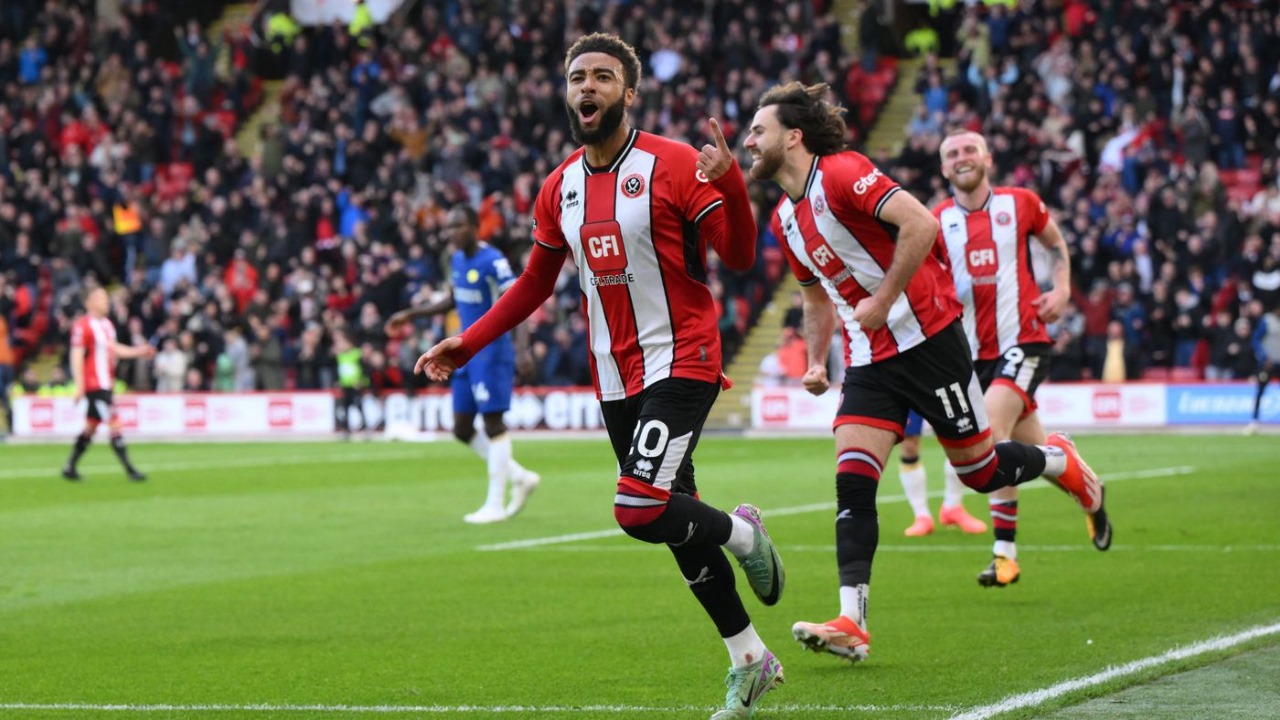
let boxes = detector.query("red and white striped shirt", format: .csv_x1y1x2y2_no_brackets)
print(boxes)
70,315,117,392
770,152,962,367
935,187,1051,361
533,129,728,401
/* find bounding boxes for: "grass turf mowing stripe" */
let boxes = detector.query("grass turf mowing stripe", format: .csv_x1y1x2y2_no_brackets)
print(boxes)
0,450,427,480
0,703,962,714
478,466,1194,551
946,620,1280,720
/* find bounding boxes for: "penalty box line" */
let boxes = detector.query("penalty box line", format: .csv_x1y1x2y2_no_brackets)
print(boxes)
478,466,1195,552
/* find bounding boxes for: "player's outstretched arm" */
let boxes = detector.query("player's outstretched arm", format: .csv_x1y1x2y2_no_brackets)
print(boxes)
415,336,463,381
855,191,940,330
112,342,157,361
386,293,456,338
697,118,757,271
417,242,567,375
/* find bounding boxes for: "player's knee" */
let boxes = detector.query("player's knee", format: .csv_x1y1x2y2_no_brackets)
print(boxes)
613,479,669,543
836,448,882,511
952,446,998,490
453,424,476,444
481,415,507,439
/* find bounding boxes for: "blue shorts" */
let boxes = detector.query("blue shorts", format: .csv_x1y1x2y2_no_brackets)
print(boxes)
452,360,514,415
904,409,924,437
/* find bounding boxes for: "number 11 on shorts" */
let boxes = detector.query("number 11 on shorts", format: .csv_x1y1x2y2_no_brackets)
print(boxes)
934,382,971,419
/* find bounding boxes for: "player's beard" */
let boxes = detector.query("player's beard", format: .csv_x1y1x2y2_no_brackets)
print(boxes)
748,143,785,181
567,96,627,147
949,162,987,193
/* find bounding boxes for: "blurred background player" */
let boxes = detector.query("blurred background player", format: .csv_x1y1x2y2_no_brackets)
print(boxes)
386,205,540,524
62,287,155,482
897,409,987,536
1245,305,1280,435
935,130,1113,588
745,82,1104,664
417,33,785,719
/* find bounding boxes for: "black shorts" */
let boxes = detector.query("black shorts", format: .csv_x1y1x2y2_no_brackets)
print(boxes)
836,322,991,449
600,377,719,497
85,389,114,422
973,343,1052,416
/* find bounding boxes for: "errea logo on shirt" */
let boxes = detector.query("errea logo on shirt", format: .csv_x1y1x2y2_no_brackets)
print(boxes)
852,168,883,195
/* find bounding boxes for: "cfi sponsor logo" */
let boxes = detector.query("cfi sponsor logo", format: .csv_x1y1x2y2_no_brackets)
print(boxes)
621,173,646,198
852,168,883,195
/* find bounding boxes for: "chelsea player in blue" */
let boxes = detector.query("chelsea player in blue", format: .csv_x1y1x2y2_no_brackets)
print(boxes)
386,206,540,524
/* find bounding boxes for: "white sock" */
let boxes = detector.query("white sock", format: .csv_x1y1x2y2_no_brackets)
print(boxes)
508,457,529,480
899,463,931,518
942,461,965,508
484,434,512,511
725,514,755,557
467,433,489,461
993,539,1017,559
839,583,869,626
724,623,768,668
1038,444,1067,477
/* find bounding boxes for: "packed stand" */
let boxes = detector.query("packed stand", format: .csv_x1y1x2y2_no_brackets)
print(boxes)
1,0,860,408
0,0,260,403
880,0,1280,382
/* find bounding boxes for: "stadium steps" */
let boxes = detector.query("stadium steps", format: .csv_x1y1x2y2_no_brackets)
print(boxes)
209,3,257,41
234,79,285,160
864,57,954,157
705,274,801,431
835,0,863,57
204,2,286,160
864,56,923,156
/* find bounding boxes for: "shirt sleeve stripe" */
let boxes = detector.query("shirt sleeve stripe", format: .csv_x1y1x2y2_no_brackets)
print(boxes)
798,276,820,286
874,186,901,219
693,199,724,225
534,239,569,252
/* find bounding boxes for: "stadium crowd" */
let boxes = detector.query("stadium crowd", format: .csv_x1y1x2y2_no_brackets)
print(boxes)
1,0,847,406
3,0,1279,410
876,0,1280,383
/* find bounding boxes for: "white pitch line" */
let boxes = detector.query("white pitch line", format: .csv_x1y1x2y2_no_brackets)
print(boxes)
0,451,428,481
529,543,1280,553
0,702,960,715
478,466,1195,552
948,620,1280,720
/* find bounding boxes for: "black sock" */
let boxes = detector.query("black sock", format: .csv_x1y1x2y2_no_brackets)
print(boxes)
993,441,1047,489
109,435,135,472
67,433,91,470
1255,370,1270,420
835,472,880,587
669,543,750,638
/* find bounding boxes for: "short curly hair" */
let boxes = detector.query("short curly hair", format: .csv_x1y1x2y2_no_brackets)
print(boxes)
757,82,848,156
564,33,642,90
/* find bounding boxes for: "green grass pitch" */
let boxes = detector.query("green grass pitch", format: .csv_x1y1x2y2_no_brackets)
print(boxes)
1,433,1278,719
